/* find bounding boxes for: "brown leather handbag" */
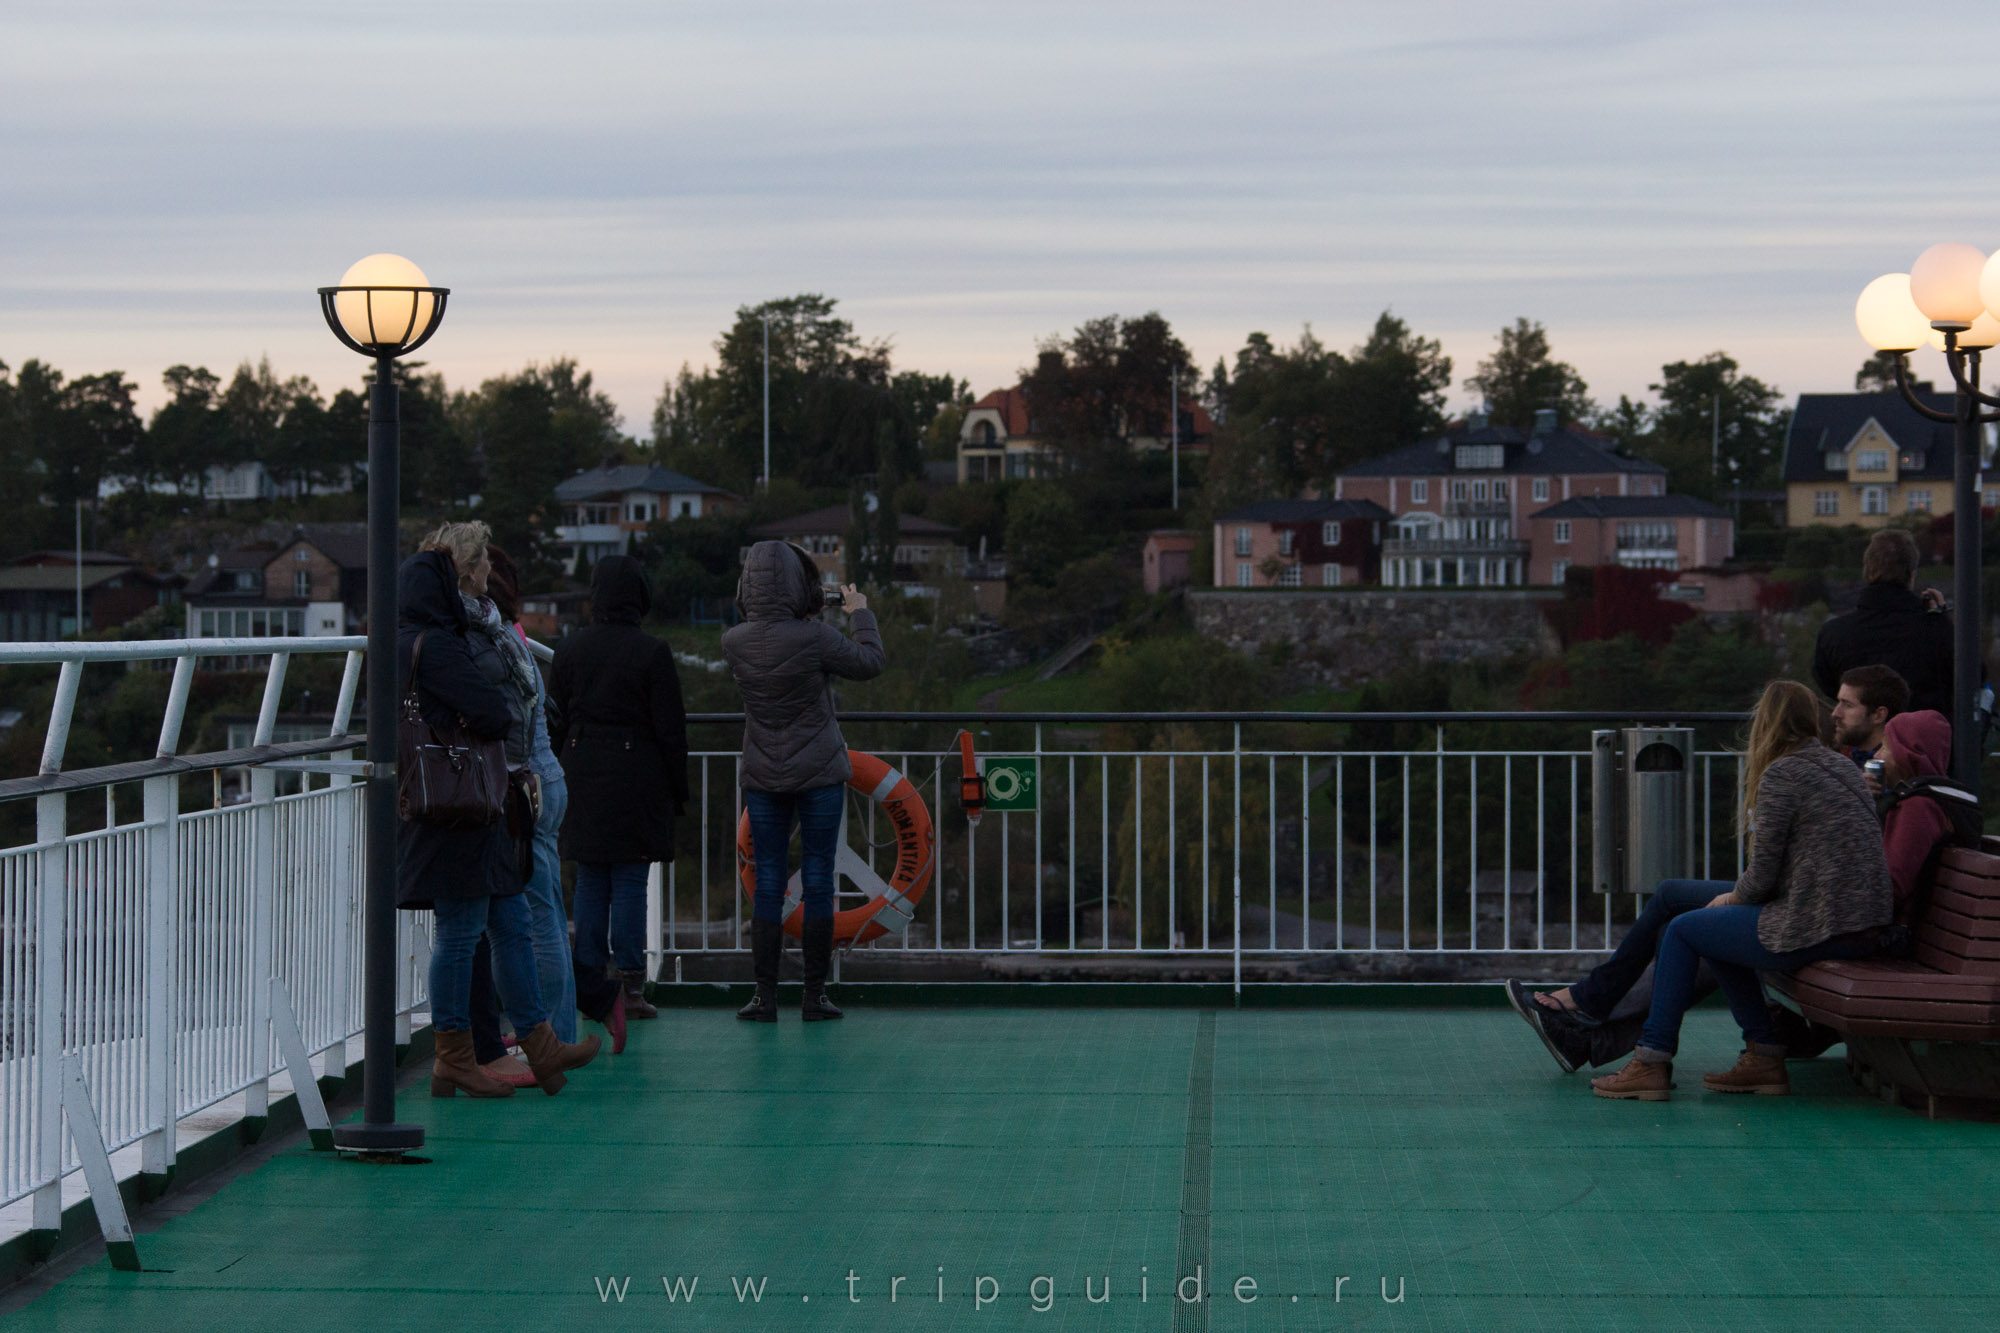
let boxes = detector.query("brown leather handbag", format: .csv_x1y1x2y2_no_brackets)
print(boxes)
397,631,508,829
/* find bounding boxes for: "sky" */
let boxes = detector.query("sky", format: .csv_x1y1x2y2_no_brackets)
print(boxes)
6,0,2000,439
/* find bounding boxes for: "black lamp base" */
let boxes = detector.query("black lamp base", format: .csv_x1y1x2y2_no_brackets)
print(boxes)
332,1122,426,1154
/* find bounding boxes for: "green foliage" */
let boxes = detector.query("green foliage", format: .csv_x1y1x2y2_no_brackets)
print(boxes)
1206,311,1450,500
1856,351,1903,392
642,509,753,619
1464,318,1593,429
1003,482,1083,587
1020,312,1197,475
1100,631,1271,713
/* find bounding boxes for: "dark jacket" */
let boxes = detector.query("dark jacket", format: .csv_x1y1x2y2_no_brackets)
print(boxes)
549,556,690,863
1812,583,1954,716
1734,741,1892,953
1880,709,1956,911
720,540,885,792
395,550,521,909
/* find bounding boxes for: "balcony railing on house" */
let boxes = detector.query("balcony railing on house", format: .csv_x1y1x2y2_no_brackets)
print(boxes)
0,631,1750,1247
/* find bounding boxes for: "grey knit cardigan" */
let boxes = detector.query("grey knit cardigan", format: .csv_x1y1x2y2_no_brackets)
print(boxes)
1734,742,1892,953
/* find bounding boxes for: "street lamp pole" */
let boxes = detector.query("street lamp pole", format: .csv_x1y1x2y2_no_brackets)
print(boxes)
1171,367,1180,511
318,255,448,1157
762,313,771,491
1856,249,2000,795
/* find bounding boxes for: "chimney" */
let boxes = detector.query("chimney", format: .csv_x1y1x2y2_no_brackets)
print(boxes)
1532,408,1558,437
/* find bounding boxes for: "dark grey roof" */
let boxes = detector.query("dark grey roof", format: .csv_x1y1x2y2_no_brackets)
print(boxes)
288,523,369,569
1216,499,1393,523
553,465,732,501
1339,425,1666,478
1529,494,1729,521
1781,391,1958,484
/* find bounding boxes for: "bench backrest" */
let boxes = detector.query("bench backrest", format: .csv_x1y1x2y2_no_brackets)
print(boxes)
1917,844,2000,976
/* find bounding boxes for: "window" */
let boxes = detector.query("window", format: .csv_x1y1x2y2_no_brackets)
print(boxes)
1454,444,1504,469
1278,564,1301,587
1617,520,1675,549
1236,562,1253,587
293,570,310,598
1322,563,1341,587
1492,480,1510,501
293,547,310,563
1235,526,1253,556
1908,489,1932,513
1814,490,1839,516
1450,480,1468,501
1823,451,1847,471
1321,520,1341,545
1410,480,1428,504
1904,451,1927,470
1857,450,1889,473
1276,530,1294,557
1554,520,1571,544
1551,558,1569,585
974,420,997,446
1862,486,1888,515
1532,478,1549,502
679,500,693,517
1471,481,1488,501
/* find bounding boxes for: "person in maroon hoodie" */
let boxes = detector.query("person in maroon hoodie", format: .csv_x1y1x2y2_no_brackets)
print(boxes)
1877,709,1958,923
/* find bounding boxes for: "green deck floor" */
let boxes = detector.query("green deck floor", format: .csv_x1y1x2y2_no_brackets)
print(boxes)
8,1005,2000,1331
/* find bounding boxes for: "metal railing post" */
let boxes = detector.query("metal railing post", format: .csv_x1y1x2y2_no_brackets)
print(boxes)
138,772,178,1190
31,792,66,1236
243,652,288,1128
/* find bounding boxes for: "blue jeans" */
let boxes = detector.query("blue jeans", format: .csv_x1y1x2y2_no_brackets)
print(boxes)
575,860,649,976
522,776,577,1041
1639,904,1882,1056
431,892,547,1034
745,785,845,923
1569,880,1731,1022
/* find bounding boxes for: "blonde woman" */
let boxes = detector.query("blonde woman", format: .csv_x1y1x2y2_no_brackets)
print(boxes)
1591,680,1892,1101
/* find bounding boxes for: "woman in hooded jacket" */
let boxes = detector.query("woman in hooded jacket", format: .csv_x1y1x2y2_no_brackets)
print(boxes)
549,555,690,1028
720,541,885,1022
397,538,600,1097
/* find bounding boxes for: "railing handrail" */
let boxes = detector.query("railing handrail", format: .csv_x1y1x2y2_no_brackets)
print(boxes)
0,635,367,663
0,733,363,805
682,710,1752,725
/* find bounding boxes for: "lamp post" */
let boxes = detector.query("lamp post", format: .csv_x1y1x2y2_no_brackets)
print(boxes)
1855,245,2000,795
761,312,772,491
317,254,448,1156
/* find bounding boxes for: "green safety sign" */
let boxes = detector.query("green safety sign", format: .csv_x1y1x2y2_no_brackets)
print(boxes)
982,757,1039,812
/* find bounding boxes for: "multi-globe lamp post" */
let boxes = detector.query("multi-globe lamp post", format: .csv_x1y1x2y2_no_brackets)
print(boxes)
318,254,448,1156
1855,244,2000,795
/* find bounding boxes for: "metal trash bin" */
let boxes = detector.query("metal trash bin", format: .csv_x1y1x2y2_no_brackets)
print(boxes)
1592,727,1694,893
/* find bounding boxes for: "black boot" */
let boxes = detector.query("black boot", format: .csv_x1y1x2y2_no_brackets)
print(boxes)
800,917,843,1021
737,918,781,1022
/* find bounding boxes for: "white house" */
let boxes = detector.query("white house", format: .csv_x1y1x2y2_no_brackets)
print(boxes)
551,464,737,575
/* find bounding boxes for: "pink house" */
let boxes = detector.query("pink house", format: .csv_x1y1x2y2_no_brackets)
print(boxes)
1524,495,1735,586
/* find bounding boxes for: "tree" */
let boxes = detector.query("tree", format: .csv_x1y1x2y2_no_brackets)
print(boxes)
144,365,226,498
0,362,38,559
461,358,624,575
1465,318,1593,429
1342,311,1452,457
1594,394,1654,453
1643,353,1784,496
1019,312,1197,475
1856,350,1905,393
389,362,470,514
1003,482,1083,587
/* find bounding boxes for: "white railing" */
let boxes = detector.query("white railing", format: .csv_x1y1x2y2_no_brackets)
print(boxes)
0,637,430,1233
653,717,1747,966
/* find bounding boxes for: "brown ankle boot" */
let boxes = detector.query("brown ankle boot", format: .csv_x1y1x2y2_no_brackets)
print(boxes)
516,1022,602,1096
430,1030,516,1098
1702,1043,1791,1095
620,970,658,1020
1591,1055,1673,1101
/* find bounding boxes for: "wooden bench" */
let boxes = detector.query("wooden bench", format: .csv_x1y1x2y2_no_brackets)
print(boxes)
1767,841,2000,1118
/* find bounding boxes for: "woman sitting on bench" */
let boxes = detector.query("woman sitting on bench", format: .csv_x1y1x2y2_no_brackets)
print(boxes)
1592,679,1894,1102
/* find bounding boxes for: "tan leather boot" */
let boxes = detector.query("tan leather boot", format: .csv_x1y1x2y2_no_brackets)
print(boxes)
517,1022,602,1096
1702,1043,1791,1095
430,1030,516,1098
1590,1056,1673,1101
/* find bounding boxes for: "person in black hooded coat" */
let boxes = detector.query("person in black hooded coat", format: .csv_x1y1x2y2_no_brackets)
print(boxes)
397,546,600,1096
550,554,690,1021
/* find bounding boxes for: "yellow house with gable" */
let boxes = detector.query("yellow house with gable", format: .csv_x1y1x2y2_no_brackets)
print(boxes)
1781,390,1982,528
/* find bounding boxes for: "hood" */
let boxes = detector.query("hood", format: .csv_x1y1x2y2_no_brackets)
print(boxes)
1885,709,1951,779
736,540,815,621
398,550,466,631
590,555,651,624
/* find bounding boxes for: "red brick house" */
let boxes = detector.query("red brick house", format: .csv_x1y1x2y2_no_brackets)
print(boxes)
1212,500,1391,588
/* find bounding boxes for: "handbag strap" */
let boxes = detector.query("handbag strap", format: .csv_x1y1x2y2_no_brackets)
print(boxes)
403,630,429,709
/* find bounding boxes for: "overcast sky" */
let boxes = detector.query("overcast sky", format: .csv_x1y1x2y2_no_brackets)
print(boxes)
6,1,2000,436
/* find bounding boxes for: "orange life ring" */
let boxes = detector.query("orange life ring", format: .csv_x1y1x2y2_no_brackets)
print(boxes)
736,751,935,944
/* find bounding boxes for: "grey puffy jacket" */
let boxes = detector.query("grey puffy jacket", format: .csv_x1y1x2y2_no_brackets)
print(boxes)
721,541,886,792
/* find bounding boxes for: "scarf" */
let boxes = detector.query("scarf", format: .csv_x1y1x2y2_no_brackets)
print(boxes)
462,593,541,709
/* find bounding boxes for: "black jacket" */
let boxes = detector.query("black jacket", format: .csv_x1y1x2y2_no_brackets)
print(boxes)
1812,583,1955,716
395,550,522,909
550,556,690,863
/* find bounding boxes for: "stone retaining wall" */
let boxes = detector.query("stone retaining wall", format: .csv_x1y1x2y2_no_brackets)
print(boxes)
1188,588,1564,685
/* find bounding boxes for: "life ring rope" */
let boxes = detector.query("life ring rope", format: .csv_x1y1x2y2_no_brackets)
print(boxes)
736,750,936,945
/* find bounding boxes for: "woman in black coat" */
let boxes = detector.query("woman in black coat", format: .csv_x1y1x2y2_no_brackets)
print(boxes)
398,546,600,1097
549,555,690,1021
